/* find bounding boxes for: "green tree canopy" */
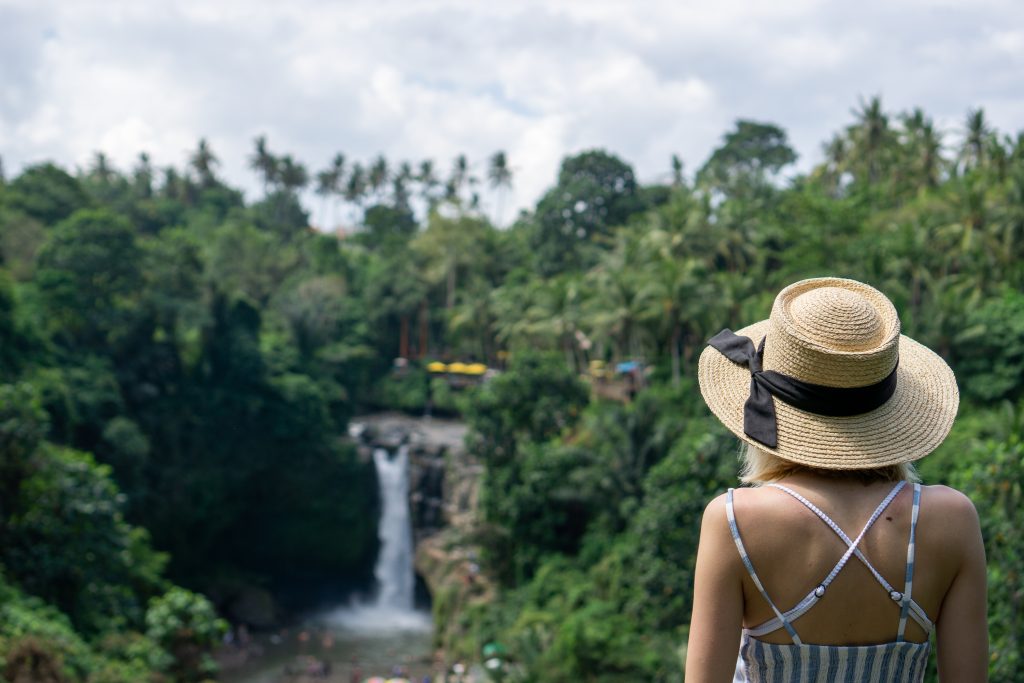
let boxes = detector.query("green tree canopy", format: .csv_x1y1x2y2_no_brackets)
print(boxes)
35,209,142,348
531,150,644,275
697,119,797,194
6,164,91,225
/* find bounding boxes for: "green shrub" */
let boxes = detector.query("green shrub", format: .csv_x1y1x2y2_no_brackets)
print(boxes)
373,366,429,412
5,446,167,635
145,588,226,683
952,289,1024,403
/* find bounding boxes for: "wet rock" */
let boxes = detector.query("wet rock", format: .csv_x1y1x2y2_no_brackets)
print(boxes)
356,444,375,464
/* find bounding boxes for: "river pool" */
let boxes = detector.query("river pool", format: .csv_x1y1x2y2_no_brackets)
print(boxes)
219,608,436,683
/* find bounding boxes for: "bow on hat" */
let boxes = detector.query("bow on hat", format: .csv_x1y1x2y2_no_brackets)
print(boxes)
707,329,899,449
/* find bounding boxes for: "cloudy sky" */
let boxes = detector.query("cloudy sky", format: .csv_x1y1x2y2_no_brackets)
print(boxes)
1,0,1022,225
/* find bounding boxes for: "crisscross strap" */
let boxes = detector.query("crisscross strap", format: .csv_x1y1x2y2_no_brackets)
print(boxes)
769,482,933,635
897,483,923,641
726,488,804,645
735,482,906,638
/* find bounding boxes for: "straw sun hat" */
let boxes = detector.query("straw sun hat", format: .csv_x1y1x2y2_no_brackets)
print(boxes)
697,277,958,470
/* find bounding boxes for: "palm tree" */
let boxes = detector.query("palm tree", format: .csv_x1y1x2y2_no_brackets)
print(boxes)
584,231,649,362
636,229,703,385
249,135,278,193
938,174,991,278
90,151,115,184
917,119,943,189
850,96,893,184
670,154,685,188
487,151,513,225
449,278,500,362
133,152,153,198
315,155,344,229
315,170,335,200
878,218,939,327
161,167,190,204
988,167,1024,274
819,133,850,194
447,154,473,206
417,159,441,207
900,108,943,189
535,276,586,370
329,153,346,223
393,161,413,209
343,162,368,209
1010,132,1024,166
190,138,219,188
489,281,532,351
277,155,308,194
414,213,463,309
368,155,389,202
987,135,1010,182
329,153,346,184
960,108,990,173
489,276,585,368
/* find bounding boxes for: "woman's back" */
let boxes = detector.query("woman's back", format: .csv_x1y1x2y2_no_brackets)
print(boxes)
691,474,987,681
729,476,971,646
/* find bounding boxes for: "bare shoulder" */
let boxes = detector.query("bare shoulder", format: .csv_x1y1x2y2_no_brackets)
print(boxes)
701,491,729,528
702,486,785,517
920,484,981,526
699,492,738,547
697,492,745,576
919,484,984,568
726,485,803,518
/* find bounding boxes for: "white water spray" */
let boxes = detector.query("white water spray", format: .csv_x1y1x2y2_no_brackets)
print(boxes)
371,445,415,610
325,444,430,632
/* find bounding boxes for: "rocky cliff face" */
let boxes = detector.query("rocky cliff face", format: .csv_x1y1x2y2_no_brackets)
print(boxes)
351,413,493,659
351,413,475,540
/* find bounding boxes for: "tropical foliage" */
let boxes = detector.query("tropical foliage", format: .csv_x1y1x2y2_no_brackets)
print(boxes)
1,98,1022,681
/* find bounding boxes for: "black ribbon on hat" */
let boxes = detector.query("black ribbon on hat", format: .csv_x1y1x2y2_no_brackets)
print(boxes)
708,329,899,448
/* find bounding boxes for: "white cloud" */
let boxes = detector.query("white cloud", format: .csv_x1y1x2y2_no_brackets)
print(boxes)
1,0,1023,221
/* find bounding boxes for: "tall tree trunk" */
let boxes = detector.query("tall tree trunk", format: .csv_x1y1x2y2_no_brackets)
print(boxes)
418,301,429,359
399,314,410,359
494,188,505,226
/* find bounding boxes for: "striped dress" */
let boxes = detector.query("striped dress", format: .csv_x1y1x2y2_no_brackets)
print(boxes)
726,482,933,683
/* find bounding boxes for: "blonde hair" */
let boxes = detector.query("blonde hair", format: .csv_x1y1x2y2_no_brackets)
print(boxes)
739,444,920,486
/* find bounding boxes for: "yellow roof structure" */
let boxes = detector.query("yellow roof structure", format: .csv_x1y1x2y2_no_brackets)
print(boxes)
447,361,469,373
426,361,448,373
464,363,488,375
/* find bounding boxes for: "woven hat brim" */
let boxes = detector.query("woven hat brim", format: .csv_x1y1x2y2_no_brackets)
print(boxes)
697,320,959,469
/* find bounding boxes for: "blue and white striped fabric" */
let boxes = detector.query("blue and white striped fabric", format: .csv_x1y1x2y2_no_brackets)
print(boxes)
727,482,932,683
734,634,930,683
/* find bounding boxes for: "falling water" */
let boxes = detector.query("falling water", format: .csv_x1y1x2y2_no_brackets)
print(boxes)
223,428,441,683
371,445,415,610
325,444,430,632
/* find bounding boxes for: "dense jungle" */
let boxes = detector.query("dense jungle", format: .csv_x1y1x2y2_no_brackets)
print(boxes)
0,97,1021,682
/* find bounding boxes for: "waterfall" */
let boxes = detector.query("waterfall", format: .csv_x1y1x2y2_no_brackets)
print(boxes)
325,444,430,632
371,445,415,611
